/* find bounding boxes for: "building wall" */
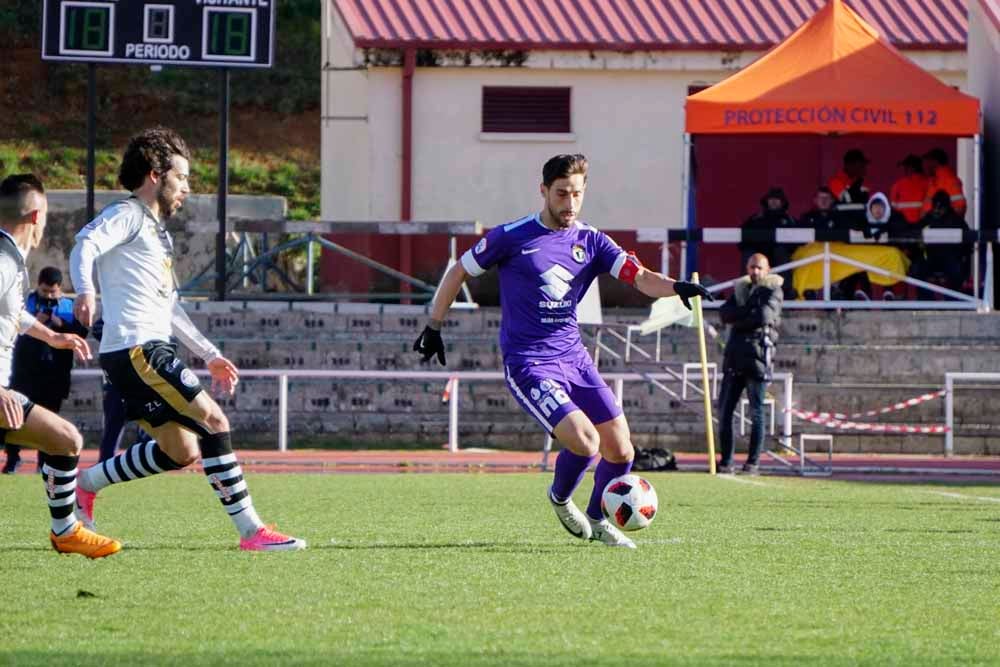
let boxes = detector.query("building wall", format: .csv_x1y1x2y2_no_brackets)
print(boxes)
968,0,1000,231
321,4,373,220
406,66,700,230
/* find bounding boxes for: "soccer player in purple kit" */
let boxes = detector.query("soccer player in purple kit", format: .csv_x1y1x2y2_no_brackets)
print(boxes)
415,154,712,548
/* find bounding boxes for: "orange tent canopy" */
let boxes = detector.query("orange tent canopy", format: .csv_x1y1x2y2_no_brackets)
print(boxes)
685,0,980,136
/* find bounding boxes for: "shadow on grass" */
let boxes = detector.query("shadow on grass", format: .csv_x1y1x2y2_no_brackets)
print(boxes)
323,540,578,554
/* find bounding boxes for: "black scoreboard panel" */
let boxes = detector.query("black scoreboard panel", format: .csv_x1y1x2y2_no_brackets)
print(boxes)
42,0,275,68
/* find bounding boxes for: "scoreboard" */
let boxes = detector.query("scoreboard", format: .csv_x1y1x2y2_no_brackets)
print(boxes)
42,0,275,68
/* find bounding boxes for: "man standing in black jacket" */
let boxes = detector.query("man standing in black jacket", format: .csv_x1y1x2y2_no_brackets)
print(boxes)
716,253,783,475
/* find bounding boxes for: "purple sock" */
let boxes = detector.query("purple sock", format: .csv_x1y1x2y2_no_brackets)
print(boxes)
587,458,633,520
550,449,596,503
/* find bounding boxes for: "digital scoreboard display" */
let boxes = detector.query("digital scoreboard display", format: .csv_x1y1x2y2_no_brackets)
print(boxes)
42,0,275,68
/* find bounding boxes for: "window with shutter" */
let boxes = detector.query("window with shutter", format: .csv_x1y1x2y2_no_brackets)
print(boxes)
481,87,571,133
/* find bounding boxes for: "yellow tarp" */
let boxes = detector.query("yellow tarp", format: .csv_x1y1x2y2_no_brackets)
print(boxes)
792,242,910,295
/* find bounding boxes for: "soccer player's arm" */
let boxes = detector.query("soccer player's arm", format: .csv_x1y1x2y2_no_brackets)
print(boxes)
630,262,713,308
427,261,469,327
415,262,468,365
428,229,505,328
601,233,712,308
170,297,238,395
69,203,141,327
631,262,680,299
22,315,92,362
415,230,505,365
604,245,678,299
0,258,90,362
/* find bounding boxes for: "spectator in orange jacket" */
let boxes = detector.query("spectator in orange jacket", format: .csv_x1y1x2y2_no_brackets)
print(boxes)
889,154,928,225
921,148,966,218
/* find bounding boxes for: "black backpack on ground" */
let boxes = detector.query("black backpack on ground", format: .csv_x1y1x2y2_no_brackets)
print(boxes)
633,447,677,472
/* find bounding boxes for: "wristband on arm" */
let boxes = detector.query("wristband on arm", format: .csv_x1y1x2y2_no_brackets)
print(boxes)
617,252,643,286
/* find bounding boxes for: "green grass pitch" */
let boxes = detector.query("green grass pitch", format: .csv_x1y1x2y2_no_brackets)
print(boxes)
2,472,999,666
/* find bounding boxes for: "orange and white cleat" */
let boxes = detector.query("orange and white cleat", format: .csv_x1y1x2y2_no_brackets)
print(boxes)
50,522,122,559
239,525,306,552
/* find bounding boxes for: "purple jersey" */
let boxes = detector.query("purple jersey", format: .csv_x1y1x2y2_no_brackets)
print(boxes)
461,214,629,364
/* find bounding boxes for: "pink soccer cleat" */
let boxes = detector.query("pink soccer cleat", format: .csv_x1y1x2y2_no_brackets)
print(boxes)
239,525,306,552
75,487,97,530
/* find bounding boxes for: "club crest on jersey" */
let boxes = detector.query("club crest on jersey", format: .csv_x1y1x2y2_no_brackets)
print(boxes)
475,238,487,254
571,245,586,263
180,369,199,388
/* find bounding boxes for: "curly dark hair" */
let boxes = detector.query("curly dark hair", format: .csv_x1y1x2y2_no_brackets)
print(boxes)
542,154,588,187
118,127,191,191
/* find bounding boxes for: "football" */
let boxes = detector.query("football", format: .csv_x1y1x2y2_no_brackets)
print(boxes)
601,474,658,531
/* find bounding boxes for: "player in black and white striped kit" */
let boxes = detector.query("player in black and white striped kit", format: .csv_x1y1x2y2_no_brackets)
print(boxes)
70,127,305,551
0,174,120,558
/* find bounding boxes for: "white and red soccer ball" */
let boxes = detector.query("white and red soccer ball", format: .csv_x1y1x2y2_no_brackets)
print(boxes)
601,474,659,531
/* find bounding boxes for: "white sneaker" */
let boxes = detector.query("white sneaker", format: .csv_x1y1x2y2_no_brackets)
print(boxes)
548,487,592,540
589,518,637,549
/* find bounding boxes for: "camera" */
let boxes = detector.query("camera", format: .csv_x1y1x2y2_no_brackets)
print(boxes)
37,297,58,314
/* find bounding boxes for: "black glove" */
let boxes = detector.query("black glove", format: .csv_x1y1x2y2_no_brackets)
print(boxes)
413,326,446,366
673,281,715,310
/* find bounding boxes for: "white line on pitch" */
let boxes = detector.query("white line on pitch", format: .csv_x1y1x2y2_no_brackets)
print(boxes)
925,490,1000,504
716,474,769,487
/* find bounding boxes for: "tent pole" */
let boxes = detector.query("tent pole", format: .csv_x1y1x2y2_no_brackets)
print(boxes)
681,132,692,279
974,128,983,304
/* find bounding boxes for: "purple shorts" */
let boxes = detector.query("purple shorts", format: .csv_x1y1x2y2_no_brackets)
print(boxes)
504,348,622,434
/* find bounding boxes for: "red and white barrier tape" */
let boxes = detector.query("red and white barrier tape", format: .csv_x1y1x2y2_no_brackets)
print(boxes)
790,409,949,434
791,389,945,421
441,378,455,404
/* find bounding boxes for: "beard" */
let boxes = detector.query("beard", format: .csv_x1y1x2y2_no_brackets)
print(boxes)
547,204,574,229
156,185,180,219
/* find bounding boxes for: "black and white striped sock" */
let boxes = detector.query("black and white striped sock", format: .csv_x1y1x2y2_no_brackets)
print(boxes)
78,440,184,493
200,432,263,539
43,455,79,535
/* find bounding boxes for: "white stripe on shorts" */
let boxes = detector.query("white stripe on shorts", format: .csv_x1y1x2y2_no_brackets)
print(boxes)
505,366,554,432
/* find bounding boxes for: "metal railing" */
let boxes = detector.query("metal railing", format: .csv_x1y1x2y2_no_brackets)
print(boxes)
638,227,997,312
173,219,482,301
944,371,1000,456
73,368,994,462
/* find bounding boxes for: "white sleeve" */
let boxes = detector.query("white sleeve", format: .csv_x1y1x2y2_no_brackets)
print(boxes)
0,258,17,302
0,258,29,332
18,311,35,335
69,239,101,296
71,201,144,295
171,298,220,362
